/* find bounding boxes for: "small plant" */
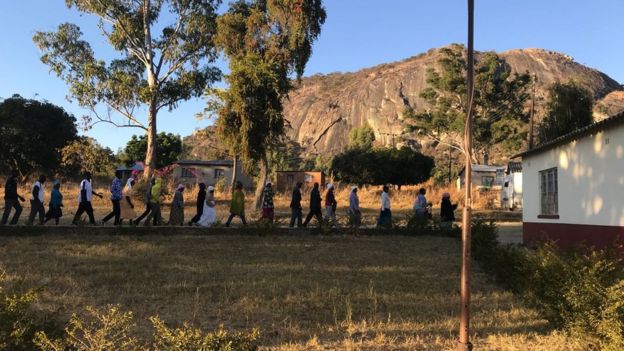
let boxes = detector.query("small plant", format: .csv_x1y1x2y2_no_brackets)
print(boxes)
0,270,62,351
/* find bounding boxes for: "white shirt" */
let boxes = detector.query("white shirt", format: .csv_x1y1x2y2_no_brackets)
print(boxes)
381,192,391,211
79,179,93,202
31,181,44,202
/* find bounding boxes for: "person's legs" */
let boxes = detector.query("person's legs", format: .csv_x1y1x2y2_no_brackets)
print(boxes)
289,209,296,227
1,199,13,224
144,203,155,226
152,203,161,225
85,202,96,224
37,203,45,225
225,213,236,227
10,201,22,225
240,214,247,226
302,211,312,227
73,203,84,224
135,203,151,224
102,200,116,223
27,200,38,225
112,199,121,225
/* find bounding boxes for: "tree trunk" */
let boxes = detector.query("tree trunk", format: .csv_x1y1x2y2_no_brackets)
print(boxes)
231,155,239,190
144,104,158,180
253,155,269,210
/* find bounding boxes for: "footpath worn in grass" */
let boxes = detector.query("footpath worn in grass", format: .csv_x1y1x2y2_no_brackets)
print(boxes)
0,233,583,350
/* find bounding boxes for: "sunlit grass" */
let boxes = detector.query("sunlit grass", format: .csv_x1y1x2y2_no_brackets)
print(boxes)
0,233,585,350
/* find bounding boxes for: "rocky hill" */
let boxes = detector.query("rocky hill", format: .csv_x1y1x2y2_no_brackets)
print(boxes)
283,46,624,162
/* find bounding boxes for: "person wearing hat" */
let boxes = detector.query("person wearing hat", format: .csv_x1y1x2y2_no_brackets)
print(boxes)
169,184,185,226
43,180,63,225
144,177,163,226
324,183,337,227
261,181,274,223
72,171,103,225
101,170,124,225
225,181,247,227
440,192,458,229
302,182,323,227
189,182,206,225
119,177,136,225
26,174,47,225
1,170,25,225
348,186,361,227
289,182,303,228
197,185,217,227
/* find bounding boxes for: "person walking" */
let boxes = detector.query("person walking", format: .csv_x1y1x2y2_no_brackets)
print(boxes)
289,182,303,228
26,175,46,225
72,172,103,225
377,185,392,228
168,184,185,226
197,186,217,227
43,180,63,225
101,170,123,225
120,178,136,225
225,181,247,227
302,182,323,227
189,182,206,225
440,192,458,229
144,177,163,226
324,183,337,226
413,187,429,221
261,182,274,223
134,177,155,225
348,186,361,227
1,170,25,225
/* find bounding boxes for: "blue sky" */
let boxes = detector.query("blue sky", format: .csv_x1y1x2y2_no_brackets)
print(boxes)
1,0,623,151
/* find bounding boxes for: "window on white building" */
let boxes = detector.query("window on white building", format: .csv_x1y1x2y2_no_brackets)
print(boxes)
214,169,225,179
181,167,195,178
539,168,558,215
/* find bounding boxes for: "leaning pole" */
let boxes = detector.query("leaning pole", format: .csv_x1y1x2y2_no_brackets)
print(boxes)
458,0,474,350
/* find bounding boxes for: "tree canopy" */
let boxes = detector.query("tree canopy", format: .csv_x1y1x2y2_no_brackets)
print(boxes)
0,95,77,177
539,81,594,143
331,147,434,187
211,0,326,208
61,137,117,177
405,44,531,162
33,0,221,178
123,132,183,169
349,123,376,149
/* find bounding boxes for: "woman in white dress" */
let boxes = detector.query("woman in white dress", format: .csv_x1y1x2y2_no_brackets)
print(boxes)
197,186,217,227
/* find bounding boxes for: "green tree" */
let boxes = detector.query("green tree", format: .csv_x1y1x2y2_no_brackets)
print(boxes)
539,81,594,143
348,123,376,149
33,0,221,179
123,132,183,169
61,137,117,177
405,44,531,162
331,147,434,188
211,0,326,209
0,95,77,176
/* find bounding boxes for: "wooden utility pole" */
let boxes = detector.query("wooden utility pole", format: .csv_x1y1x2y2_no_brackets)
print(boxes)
458,0,474,350
528,74,537,149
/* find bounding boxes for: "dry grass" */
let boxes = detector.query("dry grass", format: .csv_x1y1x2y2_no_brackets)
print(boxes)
0,233,586,350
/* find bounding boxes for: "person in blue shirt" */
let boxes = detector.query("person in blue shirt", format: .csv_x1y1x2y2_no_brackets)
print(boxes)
44,180,63,225
101,170,123,225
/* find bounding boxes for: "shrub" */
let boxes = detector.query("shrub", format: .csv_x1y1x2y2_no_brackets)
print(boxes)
0,270,62,351
151,317,259,351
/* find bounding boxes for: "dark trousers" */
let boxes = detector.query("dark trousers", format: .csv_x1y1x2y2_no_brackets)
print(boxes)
102,199,121,225
225,213,247,227
27,200,45,225
190,205,203,223
303,208,322,227
73,201,96,224
1,199,22,225
135,202,152,225
290,208,302,227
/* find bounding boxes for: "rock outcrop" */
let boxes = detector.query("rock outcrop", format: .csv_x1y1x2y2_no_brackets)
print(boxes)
284,46,624,159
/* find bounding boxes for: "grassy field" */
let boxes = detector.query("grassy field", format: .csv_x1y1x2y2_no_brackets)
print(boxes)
0,233,583,350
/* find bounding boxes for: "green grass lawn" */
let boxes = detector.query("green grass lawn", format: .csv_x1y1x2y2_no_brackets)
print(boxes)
0,233,584,350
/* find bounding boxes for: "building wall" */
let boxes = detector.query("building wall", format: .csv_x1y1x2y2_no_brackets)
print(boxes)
173,165,253,188
276,171,324,191
522,126,624,247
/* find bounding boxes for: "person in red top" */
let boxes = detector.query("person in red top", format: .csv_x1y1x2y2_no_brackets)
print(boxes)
325,183,337,226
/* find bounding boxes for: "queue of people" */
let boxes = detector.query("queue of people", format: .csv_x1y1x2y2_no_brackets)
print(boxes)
2,170,458,228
